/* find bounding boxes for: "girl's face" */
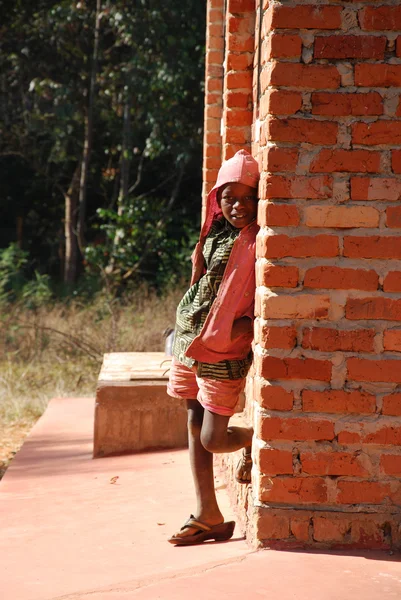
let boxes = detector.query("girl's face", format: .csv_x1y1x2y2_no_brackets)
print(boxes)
219,182,258,229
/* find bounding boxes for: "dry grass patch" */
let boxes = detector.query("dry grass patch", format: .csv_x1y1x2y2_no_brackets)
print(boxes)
0,285,184,478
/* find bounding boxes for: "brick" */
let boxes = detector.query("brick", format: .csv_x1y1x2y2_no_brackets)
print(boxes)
259,416,335,442
226,71,253,89
208,34,224,51
224,128,250,144
262,147,299,173
384,272,401,292
260,234,339,258
205,155,222,170
386,206,401,228
302,327,375,353
351,517,394,549
258,202,300,227
203,144,221,158
266,118,338,145
205,117,221,134
351,177,401,202
264,33,302,59
315,36,386,60
255,323,297,349
312,92,383,117
344,236,401,259
256,383,294,411
382,394,401,416
363,424,401,445
227,15,254,35
337,481,393,505
257,293,330,320
259,476,328,504
261,89,302,116
263,175,332,200
301,452,368,477
254,510,290,540
302,389,376,415
225,91,251,109
258,448,293,475
356,64,401,87
206,49,224,66
313,516,351,543
266,4,342,30
383,329,401,352
337,431,361,444
226,53,253,71
360,6,401,32
227,33,255,53
268,62,340,90
352,122,401,146
304,266,378,292
346,297,401,322
310,150,380,174
256,263,299,288
392,150,401,174
225,109,253,127
348,358,401,383
228,0,255,12
304,206,379,229
206,78,223,94
381,454,401,477
205,104,223,119
259,356,332,382
291,518,310,542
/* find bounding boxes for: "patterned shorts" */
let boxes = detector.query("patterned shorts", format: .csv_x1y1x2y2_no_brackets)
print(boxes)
167,358,246,417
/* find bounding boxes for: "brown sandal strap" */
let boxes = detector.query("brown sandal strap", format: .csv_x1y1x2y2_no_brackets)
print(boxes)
181,515,212,533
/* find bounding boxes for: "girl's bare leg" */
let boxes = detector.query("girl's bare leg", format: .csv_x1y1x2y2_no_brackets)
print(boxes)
170,399,224,540
200,410,253,454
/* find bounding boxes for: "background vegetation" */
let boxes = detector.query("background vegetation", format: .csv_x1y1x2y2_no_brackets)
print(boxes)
0,0,206,473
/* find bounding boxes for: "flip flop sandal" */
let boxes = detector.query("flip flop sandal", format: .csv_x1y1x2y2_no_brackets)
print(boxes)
235,448,252,484
168,515,235,546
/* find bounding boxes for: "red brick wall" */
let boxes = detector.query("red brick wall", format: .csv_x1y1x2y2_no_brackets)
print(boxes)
205,0,401,549
202,0,256,215
252,0,401,549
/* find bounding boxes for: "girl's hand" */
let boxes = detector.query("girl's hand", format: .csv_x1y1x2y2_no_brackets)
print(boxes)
231,316,253,340
190,361,198,374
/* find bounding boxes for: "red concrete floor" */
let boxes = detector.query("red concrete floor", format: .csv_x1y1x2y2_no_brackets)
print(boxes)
0,397,400,600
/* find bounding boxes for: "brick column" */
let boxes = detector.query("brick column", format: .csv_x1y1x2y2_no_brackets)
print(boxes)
252,2,401,549
221,0,256,161
202,0,225,220
202,0,256,211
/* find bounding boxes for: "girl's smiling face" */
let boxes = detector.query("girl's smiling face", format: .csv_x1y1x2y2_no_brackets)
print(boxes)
218,182,258,229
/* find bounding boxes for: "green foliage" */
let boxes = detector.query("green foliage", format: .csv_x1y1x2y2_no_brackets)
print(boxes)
0,0,205,292
85,195,198,288
0,244,28,303
0,244,53,307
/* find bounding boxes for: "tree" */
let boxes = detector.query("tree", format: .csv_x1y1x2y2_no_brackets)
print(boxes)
0,0,206,289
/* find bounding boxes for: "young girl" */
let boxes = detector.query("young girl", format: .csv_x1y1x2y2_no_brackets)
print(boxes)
167,150,259,546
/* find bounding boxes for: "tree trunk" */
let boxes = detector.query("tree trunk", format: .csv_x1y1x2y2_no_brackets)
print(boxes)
64,165,80,284
77,0,101,254
117,88,132,215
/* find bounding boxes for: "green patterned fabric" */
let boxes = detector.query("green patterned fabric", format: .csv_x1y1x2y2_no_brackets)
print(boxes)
172,218,252,380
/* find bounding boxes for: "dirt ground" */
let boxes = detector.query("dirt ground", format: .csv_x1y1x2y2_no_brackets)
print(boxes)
0,421,35,480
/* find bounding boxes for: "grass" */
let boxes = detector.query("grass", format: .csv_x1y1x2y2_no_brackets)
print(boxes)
0,285,184,476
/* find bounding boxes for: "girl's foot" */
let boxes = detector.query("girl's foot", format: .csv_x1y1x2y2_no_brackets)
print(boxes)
168,515,235,546
168,511,224,543
235,447,252,484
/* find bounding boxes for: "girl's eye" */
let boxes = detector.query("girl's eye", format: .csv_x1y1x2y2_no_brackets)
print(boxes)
222,196,256,204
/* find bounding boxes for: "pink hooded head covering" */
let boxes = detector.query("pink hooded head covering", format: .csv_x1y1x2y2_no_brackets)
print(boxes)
201,150,260,239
